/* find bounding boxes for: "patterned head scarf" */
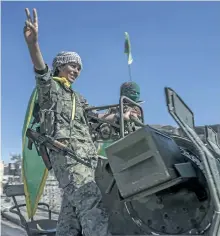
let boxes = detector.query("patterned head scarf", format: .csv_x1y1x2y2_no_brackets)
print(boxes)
52,51,82,75
120,82,140,102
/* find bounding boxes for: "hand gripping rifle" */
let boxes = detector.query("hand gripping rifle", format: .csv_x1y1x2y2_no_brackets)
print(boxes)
26,128,92,170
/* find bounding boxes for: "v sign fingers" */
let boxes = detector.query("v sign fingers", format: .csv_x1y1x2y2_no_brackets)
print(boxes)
24,8,39,45
32,8,38,29
25,8,33,23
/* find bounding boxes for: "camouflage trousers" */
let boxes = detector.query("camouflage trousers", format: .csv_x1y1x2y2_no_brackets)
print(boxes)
49,150,111,236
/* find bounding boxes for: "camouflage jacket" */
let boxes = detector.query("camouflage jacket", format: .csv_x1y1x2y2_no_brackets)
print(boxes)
35,66,97,160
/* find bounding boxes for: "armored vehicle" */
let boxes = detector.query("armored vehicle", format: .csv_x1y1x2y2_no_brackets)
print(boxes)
86,87,220,236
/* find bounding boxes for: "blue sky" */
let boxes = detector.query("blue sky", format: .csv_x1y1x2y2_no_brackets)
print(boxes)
2,1,220,162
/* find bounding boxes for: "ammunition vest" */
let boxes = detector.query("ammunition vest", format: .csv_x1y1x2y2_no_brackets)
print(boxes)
36,80,97,158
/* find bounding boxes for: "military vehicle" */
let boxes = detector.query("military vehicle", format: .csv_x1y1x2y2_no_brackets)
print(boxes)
85,87,220,236
22,83,220,235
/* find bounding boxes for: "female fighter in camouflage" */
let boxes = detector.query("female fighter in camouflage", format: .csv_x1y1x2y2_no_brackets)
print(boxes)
23,8,137,236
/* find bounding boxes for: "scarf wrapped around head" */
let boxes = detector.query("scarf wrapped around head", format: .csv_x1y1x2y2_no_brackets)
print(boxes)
120,82,140,102
52,51,83,75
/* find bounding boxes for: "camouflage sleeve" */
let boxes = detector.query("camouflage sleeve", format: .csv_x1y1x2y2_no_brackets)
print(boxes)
76,93,93,110
82,98,91,110
76,93,100,120
34,64,53,107
108,107,118,114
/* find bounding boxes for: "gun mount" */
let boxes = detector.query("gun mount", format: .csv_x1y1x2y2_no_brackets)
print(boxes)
87,88,220,235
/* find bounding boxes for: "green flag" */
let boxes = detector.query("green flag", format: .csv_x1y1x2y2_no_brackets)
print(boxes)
22,88,48,218
124,32,133,65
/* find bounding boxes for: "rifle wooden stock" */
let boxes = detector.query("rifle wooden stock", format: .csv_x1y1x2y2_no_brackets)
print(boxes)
39,145,52,170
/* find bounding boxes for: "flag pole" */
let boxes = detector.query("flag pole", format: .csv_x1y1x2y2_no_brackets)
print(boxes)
128,63,132,81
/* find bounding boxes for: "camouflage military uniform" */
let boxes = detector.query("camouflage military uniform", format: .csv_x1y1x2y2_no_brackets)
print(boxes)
35,64,111,236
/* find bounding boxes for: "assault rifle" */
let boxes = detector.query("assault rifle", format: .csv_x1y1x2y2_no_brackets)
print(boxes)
26,128,92,170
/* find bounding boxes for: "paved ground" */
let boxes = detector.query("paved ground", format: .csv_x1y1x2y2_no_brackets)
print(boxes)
1,219,27,236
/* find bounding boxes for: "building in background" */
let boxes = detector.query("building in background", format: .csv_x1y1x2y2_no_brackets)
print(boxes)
2,161,22,193
0,160,4,195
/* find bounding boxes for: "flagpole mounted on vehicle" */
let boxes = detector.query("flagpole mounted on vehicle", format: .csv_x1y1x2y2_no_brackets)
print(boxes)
124,32,133,81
